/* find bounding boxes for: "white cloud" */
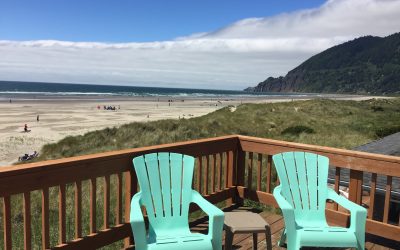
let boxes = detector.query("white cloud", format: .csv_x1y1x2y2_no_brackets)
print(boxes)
0,0,399,90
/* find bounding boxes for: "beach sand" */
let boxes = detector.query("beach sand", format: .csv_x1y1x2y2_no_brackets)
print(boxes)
0,94,390,167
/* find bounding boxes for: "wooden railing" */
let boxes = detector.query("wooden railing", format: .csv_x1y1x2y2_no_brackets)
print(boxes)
1,135,399,249
236,135,400,241
0,135,239,250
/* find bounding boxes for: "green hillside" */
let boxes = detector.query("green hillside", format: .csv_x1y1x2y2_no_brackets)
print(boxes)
249,33,400,94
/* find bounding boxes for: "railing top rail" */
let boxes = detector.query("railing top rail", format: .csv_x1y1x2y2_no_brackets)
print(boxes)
0,135,239,178
0,135,239,197
238,135,400,177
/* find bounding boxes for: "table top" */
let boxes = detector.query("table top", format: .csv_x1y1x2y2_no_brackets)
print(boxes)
224,212,270,233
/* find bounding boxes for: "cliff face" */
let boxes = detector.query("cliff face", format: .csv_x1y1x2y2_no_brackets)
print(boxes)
249,33,400,94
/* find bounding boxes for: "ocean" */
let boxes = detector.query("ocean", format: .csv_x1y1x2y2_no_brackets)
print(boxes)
0,80,308,98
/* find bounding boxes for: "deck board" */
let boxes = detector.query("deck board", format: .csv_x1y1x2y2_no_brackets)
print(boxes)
127,206,396,250
188,207,395,250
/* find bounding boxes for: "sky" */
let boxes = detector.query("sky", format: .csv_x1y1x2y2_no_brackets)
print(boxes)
0,0,399,90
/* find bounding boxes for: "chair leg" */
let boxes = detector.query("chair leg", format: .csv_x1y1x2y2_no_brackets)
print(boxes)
224,230,233,250
287,240,300,250
356,231,365,250
357,237,365,250
286,234,299,250
252,233,257,250
265,226,272,250
278,228,286,247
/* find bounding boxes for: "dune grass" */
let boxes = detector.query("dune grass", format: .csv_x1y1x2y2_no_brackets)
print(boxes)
1,98,399,249
38,98,400,160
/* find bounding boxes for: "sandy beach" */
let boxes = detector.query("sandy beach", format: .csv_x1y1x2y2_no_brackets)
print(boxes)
0,94,390,167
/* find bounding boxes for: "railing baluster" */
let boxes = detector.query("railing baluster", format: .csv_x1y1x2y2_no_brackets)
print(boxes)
104,175,110,229
90,178,97,234
225,151,230,188
219,153,223,190
227,151,234,206
197,157,203,193
247,152,253,189
59,184,66,244
236,149,246,187
205,155,209,194
116,173,123,225
232,149,237,188
3,195,12,250
257,153,262,191
24,192,31,250
383,176,392,223
228,151,234,187
266,155,272,193
368,173,377,219
75,181,82,238
42,187,50,249
216,153,221,191
211,154,216,193
124,170,136,247
334,167,340,211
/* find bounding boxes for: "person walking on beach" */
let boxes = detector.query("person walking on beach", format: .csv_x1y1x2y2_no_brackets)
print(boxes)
37,115,40,122
24,124,28,132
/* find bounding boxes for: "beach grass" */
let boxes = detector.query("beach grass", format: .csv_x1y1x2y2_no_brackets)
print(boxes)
1,98,400,249
37,98,400,159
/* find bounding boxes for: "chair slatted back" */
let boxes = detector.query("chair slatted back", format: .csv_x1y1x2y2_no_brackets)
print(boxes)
273,152,329,216
133,152,194,234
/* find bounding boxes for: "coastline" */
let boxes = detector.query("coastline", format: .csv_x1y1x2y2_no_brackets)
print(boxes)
0,94,391,167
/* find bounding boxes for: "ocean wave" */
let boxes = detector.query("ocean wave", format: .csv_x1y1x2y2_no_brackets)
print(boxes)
0,91,119,96
0,90,313,98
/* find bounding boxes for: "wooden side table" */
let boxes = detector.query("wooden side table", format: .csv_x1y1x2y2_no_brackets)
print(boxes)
224,212,272,250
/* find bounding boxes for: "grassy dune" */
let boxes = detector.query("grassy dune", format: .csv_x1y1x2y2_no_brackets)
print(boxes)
38,98,400,161
1,98,399,249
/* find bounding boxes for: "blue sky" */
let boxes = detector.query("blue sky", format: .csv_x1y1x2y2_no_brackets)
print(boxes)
1,0,325,42
0,0,399,89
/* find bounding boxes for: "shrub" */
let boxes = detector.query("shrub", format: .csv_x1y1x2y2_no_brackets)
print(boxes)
371,106,384,112
375,125,400,138
281,125,315,136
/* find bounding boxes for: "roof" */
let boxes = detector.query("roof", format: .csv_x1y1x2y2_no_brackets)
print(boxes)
354,132,400,156
328,132,400,197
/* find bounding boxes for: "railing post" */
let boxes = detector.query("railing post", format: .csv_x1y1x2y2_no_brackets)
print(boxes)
124,169,137,248
348,169,363,205
235,138,246,205
226,151,234,206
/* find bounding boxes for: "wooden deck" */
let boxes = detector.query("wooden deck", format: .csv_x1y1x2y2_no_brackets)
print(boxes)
189,206,397,250
1,135,399,249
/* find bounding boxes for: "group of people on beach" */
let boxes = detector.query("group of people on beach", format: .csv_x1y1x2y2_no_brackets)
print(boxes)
18,151,39,162
97,105,120,110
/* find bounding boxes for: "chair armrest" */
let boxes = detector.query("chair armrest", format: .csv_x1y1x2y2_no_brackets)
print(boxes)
130,192,148,250
191,190,224,250
273,186,293,210
327,188,367,231
273,186,296,232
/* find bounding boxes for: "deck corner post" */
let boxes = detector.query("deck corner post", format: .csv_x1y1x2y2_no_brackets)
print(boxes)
349,169,363,205
234,137,246,206
124,169,136,248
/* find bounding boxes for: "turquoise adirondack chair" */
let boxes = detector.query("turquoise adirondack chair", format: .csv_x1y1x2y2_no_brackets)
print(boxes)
272,152,367,250
130,152,224,250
